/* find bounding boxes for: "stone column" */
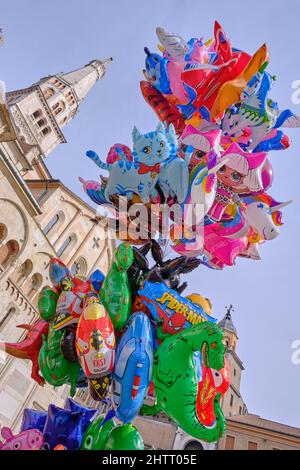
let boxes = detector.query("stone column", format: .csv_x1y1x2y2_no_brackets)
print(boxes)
0,259,22,285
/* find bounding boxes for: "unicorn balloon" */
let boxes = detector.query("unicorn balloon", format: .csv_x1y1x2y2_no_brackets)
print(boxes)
242,194,292,242
172,193,291,266
222,67,300,150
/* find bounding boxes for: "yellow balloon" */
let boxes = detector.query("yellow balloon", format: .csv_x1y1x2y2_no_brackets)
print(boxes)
185,294,212,316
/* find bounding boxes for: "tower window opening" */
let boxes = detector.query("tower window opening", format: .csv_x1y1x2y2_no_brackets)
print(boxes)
43,88,55,100
51,78,66,90
57,234,76,257
37,118,46,128
52,100,66,116
43,214,59,235
32,110,42,120
41,126,51,136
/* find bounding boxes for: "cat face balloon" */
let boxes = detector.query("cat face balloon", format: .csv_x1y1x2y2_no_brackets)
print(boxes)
131,122,171,165
86,123,175,203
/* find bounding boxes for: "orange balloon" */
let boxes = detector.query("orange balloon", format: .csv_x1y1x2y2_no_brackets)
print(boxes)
211,43,269,120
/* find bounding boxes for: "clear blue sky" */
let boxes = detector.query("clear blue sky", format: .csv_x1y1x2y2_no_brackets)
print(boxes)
1,1,300,427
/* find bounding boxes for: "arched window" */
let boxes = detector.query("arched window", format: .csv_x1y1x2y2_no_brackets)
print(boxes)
50,78,66,90
57,236,72,257
31,273,43,290
43,214,59,235
71,257,87,276
52,100,66,116
27,273,43,300
43,211,65,237
41,126,51,136
0,223,8,242
17,259,33,286
32,110,42,120
0,305,17,330
0,239,20,268
184,441,204,451
37,118,46,128
43,88,55,100
57,82,66,90
71,261,80,276
65,92,75,106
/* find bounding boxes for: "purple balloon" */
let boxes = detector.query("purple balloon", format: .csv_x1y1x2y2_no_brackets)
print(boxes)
43,404,85,450
20,408,47,433
64,398,98,432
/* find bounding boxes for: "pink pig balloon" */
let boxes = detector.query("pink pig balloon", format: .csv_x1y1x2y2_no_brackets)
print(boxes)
0,427,44,450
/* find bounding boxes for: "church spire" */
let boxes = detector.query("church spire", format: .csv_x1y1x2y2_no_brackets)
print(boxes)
37,57,113,129
6,58,112,159
57,58,113,103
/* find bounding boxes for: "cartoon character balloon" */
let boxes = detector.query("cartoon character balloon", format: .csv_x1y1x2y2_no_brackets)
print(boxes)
112,312,154,423
0,427,44,451
141,322,227,442
76,295,115,379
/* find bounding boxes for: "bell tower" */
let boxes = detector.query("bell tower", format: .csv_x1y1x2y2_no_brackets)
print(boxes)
218,305,248,418
5,58,112,173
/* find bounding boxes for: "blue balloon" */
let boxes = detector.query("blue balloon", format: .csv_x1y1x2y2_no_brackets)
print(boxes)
20,408,47,433
64,398,98,432
86,123,174,204
49,258,71,286
43,404,85,450
89,269,105,292
112,312,154,423
138,281,216,337
144,47,171,95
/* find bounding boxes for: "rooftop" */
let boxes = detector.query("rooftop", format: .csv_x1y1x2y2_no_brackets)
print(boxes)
228,413,300,438
218,304,238,336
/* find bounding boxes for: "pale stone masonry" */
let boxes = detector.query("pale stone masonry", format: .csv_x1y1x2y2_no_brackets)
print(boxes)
0,57,115,430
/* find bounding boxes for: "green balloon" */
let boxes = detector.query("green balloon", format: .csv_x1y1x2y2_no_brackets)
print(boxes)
101,243,133,331
103,424,144,450
38,289,59,321
38,321,80,396
115,242,134,269
140,322,226,443
81,415,115,450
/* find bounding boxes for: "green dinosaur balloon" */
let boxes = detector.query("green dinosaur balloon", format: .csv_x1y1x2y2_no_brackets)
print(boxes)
101,243,134,331
38,288,59,321
141,322,226,443
103,424,144,450
38,321,80,396
81,415,115,450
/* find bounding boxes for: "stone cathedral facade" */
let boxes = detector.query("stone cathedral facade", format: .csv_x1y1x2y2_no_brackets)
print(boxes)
0,57,115,430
